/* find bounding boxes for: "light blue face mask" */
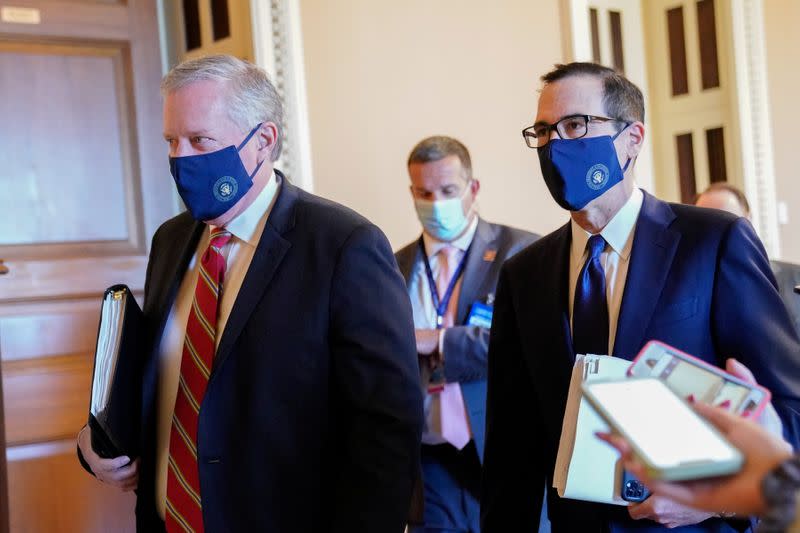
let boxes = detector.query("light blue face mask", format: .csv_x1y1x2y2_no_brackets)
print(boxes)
414,182,473,241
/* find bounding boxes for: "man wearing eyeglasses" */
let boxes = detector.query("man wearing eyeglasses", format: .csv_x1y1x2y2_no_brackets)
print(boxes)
481,62,800,532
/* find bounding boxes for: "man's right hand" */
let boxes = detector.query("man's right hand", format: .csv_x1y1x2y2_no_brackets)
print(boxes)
77,426,139,491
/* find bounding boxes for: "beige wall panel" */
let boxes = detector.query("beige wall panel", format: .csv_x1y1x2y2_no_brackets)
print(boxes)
299,0,568,248
764,0,800,263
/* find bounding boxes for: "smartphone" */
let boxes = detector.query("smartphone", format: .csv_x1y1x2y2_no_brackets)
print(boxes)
627,340,770,419
582,377,743,481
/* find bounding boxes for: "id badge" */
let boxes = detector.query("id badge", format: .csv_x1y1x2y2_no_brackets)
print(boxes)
467,301,493,328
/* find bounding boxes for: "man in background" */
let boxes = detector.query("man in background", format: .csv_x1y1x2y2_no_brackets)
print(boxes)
77,54,422,532
395,136,538,533
481,62,800,532
695,182,800,339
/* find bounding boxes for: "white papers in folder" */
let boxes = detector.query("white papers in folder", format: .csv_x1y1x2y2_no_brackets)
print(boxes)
553,354,631,505
90,289,128,417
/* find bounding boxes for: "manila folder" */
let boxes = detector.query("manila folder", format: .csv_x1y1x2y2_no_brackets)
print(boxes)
553,354,630,505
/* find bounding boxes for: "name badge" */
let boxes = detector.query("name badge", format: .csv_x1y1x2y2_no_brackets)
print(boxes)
467,301,493,329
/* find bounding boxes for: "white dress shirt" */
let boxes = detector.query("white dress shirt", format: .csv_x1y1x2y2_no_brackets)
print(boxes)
568,187,643,355
154,171,280,519
408,216,478,445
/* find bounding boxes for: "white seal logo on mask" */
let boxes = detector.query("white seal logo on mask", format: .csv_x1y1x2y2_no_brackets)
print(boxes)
213,176,238,202
586,164,610,190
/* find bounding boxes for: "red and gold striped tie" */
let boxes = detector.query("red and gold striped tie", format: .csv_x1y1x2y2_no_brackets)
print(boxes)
166,228,232,533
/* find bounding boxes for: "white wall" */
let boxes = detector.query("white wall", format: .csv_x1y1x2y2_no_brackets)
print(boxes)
298,0,568,249
763,0,800,263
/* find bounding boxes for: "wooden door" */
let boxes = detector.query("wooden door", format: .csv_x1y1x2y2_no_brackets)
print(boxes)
643,0,742,203
0,1,174,531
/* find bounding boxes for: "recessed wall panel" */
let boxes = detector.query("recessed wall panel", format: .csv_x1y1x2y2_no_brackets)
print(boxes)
0,43,134,247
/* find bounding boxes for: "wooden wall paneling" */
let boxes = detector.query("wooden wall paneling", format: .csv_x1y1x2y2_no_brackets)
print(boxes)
0,310,97,362
676,132,697,203
590,8,601,63
706,126,728,182
609,10,625,74
0,298,141,531
211,0,232,41
0,39,145,261
3,355,95,446
183,0,202,51
7,441,135,533
696,0,721,90
0,1,170,531
0,4,129,41
667,6,689,96
0,256,147,302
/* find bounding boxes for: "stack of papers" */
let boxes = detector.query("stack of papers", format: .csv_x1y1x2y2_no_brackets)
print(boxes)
90,289,128,417
553,354,630,505
87,284,142,458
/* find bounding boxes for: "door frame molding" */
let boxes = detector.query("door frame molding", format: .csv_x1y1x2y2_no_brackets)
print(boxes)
728,0,779,256
250,0,315,192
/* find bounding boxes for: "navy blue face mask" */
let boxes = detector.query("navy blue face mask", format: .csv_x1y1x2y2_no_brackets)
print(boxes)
169,123,264,221
537,127,631,211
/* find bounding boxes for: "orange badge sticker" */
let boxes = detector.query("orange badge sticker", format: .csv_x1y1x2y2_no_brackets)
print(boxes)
483,250,497,262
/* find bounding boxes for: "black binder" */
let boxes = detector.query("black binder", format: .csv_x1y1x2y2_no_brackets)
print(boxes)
87,284,143,459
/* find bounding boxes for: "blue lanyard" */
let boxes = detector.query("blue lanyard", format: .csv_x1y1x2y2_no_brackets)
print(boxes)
419,238,471,329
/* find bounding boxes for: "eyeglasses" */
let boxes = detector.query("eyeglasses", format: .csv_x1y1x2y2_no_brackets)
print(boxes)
522,114,628,148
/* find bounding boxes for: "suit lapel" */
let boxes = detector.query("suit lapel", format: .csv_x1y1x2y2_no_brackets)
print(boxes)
456,218,496,323
142,214,203,452
212,173,295,373
612,192,680,359
547,222,576,362
151,216,205,342
396,240,422,286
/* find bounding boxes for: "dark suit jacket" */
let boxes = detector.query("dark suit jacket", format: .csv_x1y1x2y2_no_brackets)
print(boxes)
771,259,800,340
396,218,537,525
90,174,423,532
395,217,538,461
481,191,800,533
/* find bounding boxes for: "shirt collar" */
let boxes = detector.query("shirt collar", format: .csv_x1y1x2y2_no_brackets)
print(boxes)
422,215,479,258
211,170,279,247
570,187,643,260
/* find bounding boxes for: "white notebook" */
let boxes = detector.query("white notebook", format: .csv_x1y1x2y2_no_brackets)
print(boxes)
553,354,631,505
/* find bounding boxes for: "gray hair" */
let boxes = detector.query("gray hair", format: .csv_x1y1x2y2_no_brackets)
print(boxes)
161,54,284,160
407,136,472,180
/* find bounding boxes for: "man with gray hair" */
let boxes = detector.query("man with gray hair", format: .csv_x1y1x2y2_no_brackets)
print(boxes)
77,54,423,532
395,135,538,532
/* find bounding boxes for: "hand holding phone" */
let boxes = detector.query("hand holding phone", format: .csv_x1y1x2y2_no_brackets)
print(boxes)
582,378,743,481
628,341,770,419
